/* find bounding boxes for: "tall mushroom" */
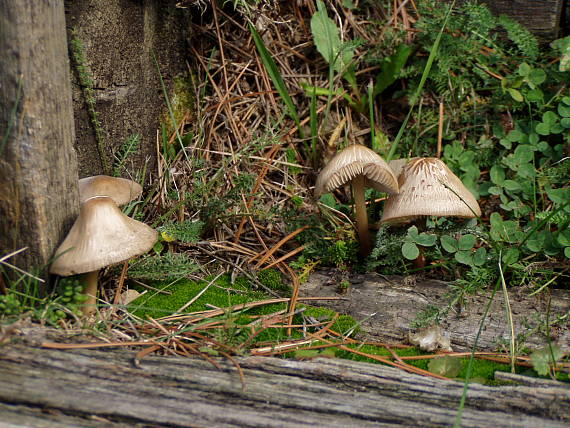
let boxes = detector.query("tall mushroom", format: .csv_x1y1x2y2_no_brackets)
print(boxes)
315,144,399,256
381,157,481,268
79,175,142,206
50,196,157,315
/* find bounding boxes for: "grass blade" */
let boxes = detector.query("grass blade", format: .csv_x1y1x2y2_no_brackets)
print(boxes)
249,24,303,138
387,0,456,161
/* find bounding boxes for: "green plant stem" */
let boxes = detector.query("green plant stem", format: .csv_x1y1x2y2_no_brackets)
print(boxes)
368,81,376,151
498,251,516,373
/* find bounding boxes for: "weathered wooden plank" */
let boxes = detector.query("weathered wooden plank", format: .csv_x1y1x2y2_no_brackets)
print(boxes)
456,0,564,39
0,343,568,427
301,270,570,352
0,0,79,275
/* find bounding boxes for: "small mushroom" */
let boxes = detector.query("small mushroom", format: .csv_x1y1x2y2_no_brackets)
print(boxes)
315,144,399,256
79,175,142,206
381,157,481,225
50,196,157,315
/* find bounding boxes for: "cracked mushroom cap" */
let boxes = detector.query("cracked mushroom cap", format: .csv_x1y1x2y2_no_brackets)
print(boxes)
79,175,142,206
50,196,158,276
381,157,481,224
314,144,399,196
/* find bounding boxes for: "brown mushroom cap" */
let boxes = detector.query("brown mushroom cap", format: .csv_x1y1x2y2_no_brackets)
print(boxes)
50,196,157,276
79,175,142,206
315,144,398,196
381,157,481,224
388,158,418,179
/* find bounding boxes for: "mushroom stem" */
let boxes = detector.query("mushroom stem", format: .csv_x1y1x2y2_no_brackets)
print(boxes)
352,175,371,256
82,270,99,315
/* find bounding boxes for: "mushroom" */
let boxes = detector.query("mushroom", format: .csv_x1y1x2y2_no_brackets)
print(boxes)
50,196,158,315
78,175,142,206
381,157,481,224
388,157,418,179
381,157,481,268
315,144,399,256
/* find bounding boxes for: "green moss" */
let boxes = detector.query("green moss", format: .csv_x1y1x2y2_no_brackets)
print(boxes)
128,275,566,385
129,275,268,319
167,76,194,129
257,269,290,292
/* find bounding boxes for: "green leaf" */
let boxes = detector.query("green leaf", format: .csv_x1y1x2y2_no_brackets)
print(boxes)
507,88,523,102
547,187,570,204
472,247,487,266
528,133,539,145
558,103,570,118
152,240,164,255
542,111,559,125
455,250,473,266
488,186,503,196
499,138,512,149
506,129,525,142
525,88,543,103
557,229,570,247
458,234,476,251
561,117,570,128
490,165,505,185
416,233,437,247
407,225,419,240
428,355,462,378
550,35,570,72
513,145,534,163
311,1,352,73
528,68,546,85
402,241,420,260
531,345,563,376
535,122,550,135
525,231,545,252
441,235,458,253
517,62,531,76
503,180,522,192
502,247,520,265
517,163,536,179
373,44,411,97
319,193,338,208
565,247,570,258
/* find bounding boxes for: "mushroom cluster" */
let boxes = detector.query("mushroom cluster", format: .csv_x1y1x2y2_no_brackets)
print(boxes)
50,176,157,315
315,148,481,260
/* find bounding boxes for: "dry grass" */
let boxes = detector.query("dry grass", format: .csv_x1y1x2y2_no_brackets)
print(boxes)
140,0,419,283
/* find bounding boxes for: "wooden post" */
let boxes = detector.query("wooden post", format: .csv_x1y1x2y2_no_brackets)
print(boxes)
0,0,79,280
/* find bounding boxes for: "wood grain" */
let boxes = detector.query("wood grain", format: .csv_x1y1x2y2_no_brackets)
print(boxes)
0,343,568,427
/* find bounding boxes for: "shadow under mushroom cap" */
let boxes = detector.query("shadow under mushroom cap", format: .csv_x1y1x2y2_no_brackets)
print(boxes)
315,144,398,196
